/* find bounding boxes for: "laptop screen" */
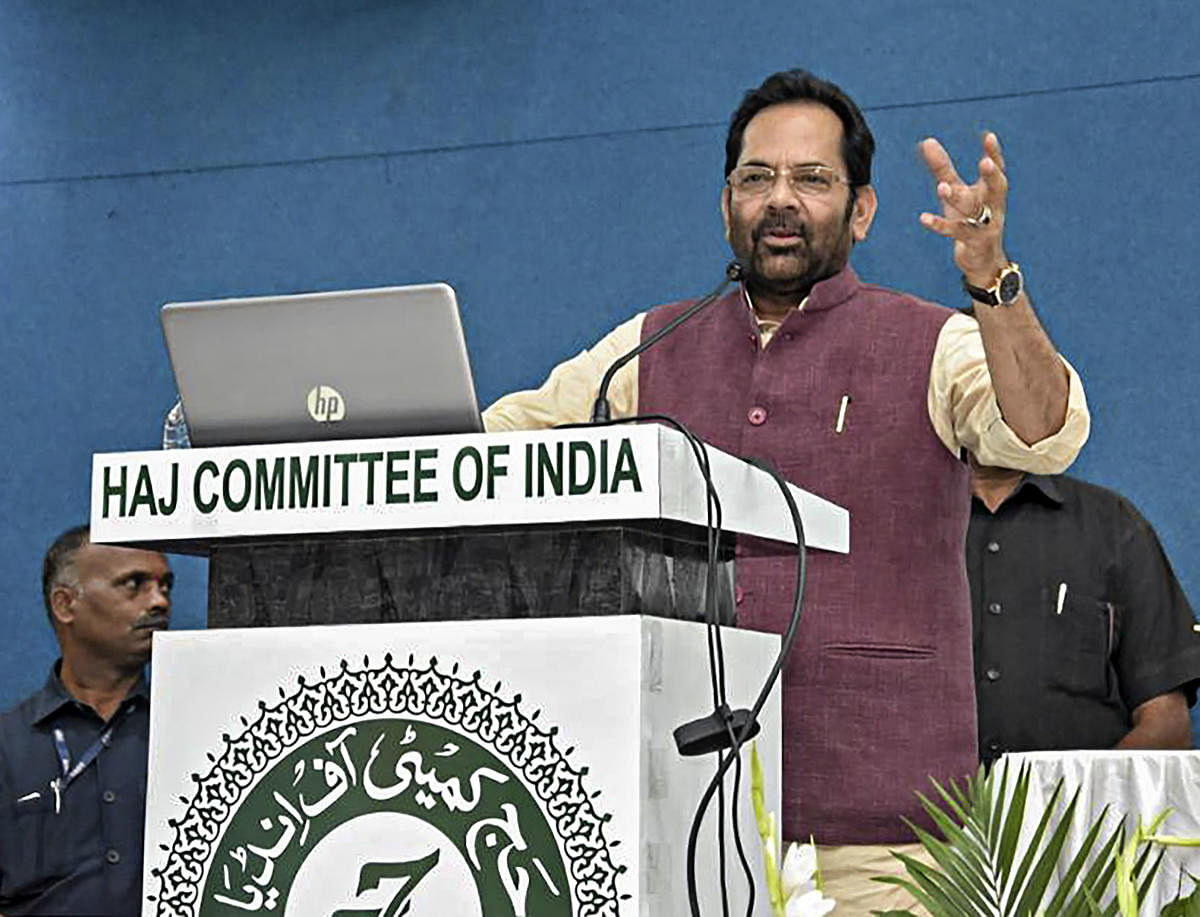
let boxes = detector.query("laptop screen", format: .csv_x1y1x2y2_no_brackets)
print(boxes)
161,283,483,447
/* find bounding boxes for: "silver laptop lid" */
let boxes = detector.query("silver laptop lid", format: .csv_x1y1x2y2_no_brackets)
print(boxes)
161,283,483,447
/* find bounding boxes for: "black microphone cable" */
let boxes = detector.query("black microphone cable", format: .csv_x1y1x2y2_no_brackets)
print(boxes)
563,410,744,914
682,456,808,917
557,419,809,917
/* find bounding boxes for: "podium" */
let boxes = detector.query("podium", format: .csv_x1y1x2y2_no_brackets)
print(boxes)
91,425,848,917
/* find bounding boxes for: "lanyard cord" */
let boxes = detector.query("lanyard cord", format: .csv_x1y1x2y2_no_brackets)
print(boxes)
51,704,136,795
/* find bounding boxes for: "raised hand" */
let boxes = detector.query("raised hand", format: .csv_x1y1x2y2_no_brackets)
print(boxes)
919,132,1009,286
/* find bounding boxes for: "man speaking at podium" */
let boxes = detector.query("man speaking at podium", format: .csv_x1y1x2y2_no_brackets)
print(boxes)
484,69,1089,907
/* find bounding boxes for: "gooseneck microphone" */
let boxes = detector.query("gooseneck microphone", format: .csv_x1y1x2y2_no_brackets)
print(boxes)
589,260,744,424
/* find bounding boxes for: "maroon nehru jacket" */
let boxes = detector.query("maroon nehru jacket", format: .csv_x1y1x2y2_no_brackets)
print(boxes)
638,264,976,845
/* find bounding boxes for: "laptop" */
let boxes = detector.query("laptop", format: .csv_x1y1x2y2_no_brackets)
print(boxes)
160,283,483,447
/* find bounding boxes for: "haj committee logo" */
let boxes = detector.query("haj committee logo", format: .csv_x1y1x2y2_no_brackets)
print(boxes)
149,655,627,917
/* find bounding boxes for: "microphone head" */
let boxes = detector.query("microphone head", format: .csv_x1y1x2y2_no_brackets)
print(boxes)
725,260,745,282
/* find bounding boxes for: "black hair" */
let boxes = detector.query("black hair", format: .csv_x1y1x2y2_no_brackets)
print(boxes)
42,524,90,624
724,69,875,188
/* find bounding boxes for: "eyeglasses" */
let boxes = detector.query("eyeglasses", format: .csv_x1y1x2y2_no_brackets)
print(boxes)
726,164,848,198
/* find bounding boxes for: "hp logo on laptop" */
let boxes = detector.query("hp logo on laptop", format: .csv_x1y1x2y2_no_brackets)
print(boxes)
307,385,346,423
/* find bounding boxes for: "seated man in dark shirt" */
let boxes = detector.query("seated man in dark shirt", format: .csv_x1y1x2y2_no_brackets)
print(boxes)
0,525,172,916
967,462,1200,764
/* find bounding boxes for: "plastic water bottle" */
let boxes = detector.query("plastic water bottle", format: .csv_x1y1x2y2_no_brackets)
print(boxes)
161,398,191,449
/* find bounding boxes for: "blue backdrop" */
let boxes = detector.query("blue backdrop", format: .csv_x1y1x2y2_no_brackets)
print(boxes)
1,2,1196,736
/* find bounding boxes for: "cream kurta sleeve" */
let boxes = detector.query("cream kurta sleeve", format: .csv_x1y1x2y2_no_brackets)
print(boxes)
927,311,1090,472
482,314,645,432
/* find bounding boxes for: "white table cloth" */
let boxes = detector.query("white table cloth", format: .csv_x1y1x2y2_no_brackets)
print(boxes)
1008,750,1200,915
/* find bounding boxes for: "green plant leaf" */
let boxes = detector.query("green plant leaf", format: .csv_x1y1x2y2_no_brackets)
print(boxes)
1080,879,1106,916
1136,848,1164,909
902,851,991,914
1159,877,1200,917
987,759,1010,850
880,761,1174,917
930,780,992,852
876,868,969,917
997,761,1036,891
1007,776,1064,909
1044,803,1112,915
1014,788,1083,915
1065,824,1124,917
906,821,993,915
747,742,785,917
911,795,994,892
1149,836,1200,848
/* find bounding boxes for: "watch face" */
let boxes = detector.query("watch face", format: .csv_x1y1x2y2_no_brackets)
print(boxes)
998,270,1022,303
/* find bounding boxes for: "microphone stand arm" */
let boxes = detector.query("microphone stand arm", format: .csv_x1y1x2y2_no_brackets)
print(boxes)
590,261,743,424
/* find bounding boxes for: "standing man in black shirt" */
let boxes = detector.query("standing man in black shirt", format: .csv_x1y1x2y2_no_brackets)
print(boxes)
968,463,1200,764
0,525,172,916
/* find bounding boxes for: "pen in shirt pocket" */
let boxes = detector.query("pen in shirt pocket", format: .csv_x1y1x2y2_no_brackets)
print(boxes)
14,789,43,812
1055,582,1067,615
834,394,851,434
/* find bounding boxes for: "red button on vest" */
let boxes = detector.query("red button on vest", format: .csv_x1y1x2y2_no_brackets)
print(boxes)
747,406,767,425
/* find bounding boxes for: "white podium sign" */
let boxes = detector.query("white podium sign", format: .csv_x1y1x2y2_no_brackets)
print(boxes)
92,425,849,552
142,617,781,917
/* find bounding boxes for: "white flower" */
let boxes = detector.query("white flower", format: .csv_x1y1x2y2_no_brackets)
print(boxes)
779,842,836,916
780,841,819,899
785,889,836,917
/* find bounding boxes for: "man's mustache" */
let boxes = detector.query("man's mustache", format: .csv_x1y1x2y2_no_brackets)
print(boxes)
753,215,809,243
132,614,170,630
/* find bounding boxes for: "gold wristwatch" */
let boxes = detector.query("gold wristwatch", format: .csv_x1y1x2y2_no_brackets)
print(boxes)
963,261,1023,307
